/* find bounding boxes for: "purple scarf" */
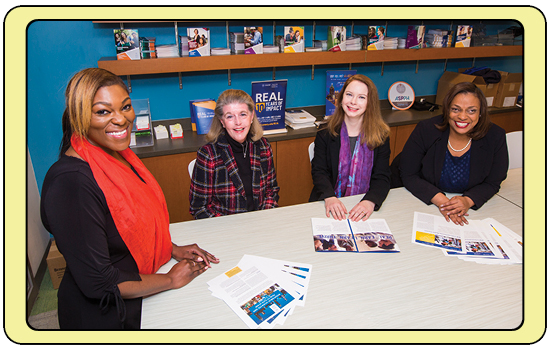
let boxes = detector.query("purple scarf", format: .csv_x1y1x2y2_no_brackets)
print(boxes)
335,122,374,197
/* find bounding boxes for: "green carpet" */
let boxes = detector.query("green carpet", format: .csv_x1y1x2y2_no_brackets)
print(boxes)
30,271,58,316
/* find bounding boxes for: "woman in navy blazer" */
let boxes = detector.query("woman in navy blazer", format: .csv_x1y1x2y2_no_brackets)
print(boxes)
310,74,391,222
399,82,508,225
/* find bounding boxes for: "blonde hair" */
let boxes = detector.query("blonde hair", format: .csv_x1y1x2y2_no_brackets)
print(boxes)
60,68,128,155
326,74,390,149
206,89,264,143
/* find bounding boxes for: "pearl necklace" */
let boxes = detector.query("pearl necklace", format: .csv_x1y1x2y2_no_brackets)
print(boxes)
448,138,472,152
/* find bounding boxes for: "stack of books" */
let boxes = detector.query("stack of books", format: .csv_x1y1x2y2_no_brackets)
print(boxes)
179,35,189,56
346,35,362,50
156,44,179,58
140,37,157,59
313,39,327,51
285,109,317,129
207,255,312,329
211,47,230,56
264,45,279,54
383,37,399,50
229,32,245,54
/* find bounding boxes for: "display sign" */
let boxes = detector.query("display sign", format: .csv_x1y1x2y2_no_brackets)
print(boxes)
388,81,415,110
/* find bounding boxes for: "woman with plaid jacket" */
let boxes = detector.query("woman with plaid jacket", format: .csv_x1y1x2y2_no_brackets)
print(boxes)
189,89,280,219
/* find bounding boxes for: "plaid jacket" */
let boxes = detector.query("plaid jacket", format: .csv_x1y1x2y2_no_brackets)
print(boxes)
189,133,279,219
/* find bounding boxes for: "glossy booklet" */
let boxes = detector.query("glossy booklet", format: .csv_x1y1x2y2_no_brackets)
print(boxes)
311,217,400,253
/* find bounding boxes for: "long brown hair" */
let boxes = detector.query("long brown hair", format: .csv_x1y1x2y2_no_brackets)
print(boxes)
326,74,390,149
437,81,491,140
59,68,128,157
206,89,264,143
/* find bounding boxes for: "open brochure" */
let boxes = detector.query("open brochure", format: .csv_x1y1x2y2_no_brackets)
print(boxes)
412,212,522,265
207,255,311,329
311,217,400,252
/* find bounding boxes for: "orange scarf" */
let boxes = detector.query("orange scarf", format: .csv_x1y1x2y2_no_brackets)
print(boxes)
71,135,172,274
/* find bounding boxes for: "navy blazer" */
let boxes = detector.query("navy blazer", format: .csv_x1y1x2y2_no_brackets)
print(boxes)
309,128,391,210
399,115,509,210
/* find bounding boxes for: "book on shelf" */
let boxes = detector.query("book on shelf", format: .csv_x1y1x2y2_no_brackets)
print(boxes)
312,217,400,253
455,25,473,47
114,29,141,60
327,26,346,52
252,80,288,134
139,37,157,59
283,26,305,53
367,25,386,50
229,32,245,54
325,70,356,117
284,109,316,129
187,27,210,57
244,27,263,54
189,99,216,135
406,25,426,49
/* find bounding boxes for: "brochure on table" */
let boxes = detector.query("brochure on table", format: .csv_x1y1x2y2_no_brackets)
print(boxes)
207,254,312,329
412,212,522,264
312,217,400,252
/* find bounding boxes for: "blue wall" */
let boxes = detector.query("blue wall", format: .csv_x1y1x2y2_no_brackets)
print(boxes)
27,20,522,193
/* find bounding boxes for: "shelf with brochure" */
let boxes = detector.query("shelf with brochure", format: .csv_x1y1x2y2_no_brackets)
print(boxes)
130,99,154,148
95,21,522,77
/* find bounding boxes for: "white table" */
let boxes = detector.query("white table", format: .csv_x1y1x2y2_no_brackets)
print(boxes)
141,178,522,330
497,167,523,208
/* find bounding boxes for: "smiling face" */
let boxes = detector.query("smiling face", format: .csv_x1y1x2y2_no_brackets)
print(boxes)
448,92,480,137
220,102,253,143
87,84,135,157
341,80,369,121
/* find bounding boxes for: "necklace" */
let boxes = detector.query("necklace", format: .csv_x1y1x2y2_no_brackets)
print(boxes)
448,138,472,152
242,141,248,158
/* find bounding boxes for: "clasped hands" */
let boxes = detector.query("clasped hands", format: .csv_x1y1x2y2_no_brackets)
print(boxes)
168,243,220,289
324,197,375,222
433,193,474,226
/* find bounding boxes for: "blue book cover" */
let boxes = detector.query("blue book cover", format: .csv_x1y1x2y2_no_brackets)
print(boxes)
251,80,288,134
325,70,356,117
190,99,216,135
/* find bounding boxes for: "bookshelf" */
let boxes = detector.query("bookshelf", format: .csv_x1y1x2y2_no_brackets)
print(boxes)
98,45,522,76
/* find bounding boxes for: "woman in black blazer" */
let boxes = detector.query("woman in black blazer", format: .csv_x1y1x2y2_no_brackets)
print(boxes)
399,82,508,225
310,74,391,222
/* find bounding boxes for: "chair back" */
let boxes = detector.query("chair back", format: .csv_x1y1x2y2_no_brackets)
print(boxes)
188,159,196,178
308,142,315,162
506,131,523,169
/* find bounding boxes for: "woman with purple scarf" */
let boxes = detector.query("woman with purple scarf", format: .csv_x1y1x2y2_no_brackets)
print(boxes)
309,74,391,221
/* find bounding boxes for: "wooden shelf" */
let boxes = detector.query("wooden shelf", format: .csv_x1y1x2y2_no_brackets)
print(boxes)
98,45,522,76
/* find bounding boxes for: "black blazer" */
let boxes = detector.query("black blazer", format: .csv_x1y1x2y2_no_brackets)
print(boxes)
309,128,391,210
399,115,509,210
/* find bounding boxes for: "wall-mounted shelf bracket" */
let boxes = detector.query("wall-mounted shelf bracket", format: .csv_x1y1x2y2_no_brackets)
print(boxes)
228,69,232,86
127,75,132,92
178,72,183,89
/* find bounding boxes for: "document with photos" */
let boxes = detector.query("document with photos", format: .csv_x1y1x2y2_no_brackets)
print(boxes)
311,217,400,253
412,212,522,265
207,255,310,329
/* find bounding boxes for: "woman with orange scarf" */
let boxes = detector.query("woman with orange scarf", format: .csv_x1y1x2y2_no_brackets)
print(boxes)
40,68,219,329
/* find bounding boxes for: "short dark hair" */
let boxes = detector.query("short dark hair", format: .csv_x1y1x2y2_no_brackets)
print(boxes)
437,81,491,140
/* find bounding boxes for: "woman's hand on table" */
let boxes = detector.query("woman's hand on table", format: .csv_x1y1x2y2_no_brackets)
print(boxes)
439,196,473,226
348,200,375,222
324,196,348,220
166,259,208,290
172,243,220,268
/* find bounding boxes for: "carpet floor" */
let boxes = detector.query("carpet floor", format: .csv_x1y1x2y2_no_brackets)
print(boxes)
28,271,59,329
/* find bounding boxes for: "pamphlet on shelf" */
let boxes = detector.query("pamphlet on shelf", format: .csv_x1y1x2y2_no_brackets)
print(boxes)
455,25,473,47
244,27,263,54
367,25,386,50
135,116,150,131
251,80,288,134
327,26,346,52
187,27,210,57
114,29,141,60
311,217,400,252
283,26,305,53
